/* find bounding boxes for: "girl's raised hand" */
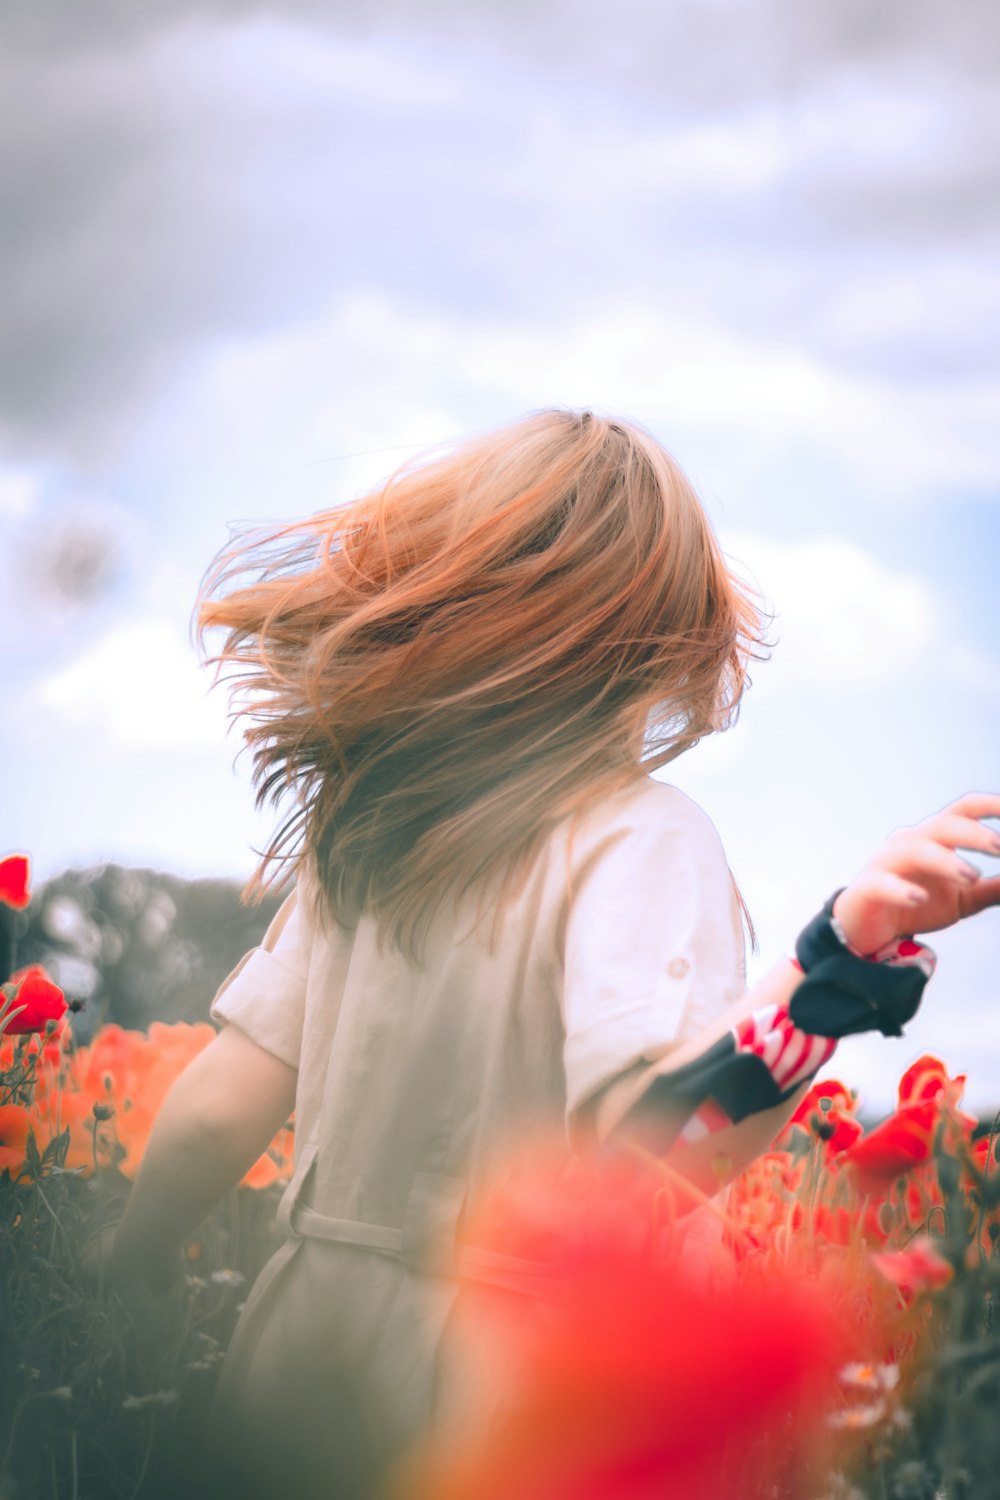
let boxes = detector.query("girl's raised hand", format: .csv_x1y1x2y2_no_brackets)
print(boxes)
832,792,1000,957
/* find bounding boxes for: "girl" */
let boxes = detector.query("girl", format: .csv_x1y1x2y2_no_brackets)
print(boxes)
106,409,1000,1497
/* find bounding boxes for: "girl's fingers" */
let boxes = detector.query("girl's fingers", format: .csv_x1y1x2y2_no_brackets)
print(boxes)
940,792,1000,822
880,834,982,886
964,872,1000,917
915,812,1000,857
859,868,926,908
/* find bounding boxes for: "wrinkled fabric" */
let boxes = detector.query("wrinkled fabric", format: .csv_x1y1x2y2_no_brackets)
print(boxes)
205,776,748,1495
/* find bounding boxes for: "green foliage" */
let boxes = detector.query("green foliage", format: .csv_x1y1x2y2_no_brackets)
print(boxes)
828,1118,1000,1500
0,1155,284,1499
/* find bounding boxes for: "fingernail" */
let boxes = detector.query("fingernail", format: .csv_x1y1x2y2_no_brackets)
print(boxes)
962,865,980,882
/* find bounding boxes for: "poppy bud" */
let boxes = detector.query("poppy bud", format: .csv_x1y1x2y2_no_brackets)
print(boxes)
878,1200,897,1237
937,1153,961,1198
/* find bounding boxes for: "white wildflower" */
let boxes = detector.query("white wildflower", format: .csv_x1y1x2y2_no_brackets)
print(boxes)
838,1360,899,1393
814,1473,867,1500
826,1400,887,1429
122,1389,179,1411
210,1268,245,1288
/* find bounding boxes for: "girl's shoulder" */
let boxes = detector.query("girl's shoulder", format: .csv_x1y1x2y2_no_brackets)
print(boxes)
569,774,722,846
546,775,730,914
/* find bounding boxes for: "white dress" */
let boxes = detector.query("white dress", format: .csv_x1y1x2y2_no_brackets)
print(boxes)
204,776,748,1496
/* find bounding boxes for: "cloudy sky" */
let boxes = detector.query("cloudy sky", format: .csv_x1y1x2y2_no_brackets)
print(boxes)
1,0,998,1110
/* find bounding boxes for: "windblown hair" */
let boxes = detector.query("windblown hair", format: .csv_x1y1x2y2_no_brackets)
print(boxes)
193,409,773,968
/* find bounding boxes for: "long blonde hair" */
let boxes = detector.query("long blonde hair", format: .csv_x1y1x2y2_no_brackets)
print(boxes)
193,409,772,967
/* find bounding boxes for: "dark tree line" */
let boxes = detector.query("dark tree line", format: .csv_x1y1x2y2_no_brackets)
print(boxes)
3,864,285,1041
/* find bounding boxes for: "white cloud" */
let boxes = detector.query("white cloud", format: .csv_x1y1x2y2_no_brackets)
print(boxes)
158,13,463,115
163,296,995,706
4,10,998,479
27,617,233,751
719,531,940,688
0,466,40,519
176,290,1000,517
720,531,1000,700
548,70,973,205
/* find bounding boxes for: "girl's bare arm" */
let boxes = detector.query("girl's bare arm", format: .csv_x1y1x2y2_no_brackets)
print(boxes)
106,1024,298,1284
584,791,1000,1210
577,955,812,1209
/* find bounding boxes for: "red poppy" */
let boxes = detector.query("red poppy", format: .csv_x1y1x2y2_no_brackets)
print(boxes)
788,1078,858,1125
776,1078,862,1159
970,1135,995,1175
846,1099,939,1186
845,1056,977,1196
818,1111,864,1155
812,1204,860,1248
872,1237,953,1294
897,1054,965,1109
0,854,30,911
2,965,68,1035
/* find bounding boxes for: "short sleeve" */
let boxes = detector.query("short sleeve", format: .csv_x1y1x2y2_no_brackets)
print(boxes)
561,784,748,1123
209,881,311,1069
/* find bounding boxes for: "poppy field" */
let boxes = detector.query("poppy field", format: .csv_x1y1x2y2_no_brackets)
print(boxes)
2,850,1000,1500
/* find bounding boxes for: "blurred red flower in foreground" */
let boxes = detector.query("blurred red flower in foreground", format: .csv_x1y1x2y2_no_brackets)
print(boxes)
0,854,30,911
395,1144,854,1500
2,965,67,1035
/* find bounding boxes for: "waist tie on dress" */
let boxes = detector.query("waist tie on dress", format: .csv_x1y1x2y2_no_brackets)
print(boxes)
274,1141,566,1298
